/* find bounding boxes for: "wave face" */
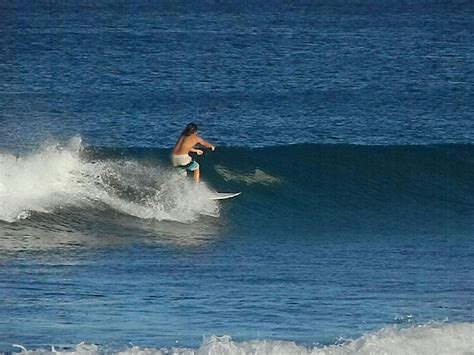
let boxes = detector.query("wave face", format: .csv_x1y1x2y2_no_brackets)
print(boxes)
1,140,473,236
10,323,474,355
208,143,474,237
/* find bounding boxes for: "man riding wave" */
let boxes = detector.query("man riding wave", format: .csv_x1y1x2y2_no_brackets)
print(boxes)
171,123,215,183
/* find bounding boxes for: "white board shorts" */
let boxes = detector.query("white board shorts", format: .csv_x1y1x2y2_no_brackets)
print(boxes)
171,154,199,172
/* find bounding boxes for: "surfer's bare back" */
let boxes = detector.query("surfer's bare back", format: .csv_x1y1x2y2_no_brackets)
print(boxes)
171,123,215,183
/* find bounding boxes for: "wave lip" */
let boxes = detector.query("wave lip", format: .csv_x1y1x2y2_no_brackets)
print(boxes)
8,323,474,355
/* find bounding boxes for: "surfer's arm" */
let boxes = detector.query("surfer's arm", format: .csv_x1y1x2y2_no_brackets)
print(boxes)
190,148,203,155
196,136,215,151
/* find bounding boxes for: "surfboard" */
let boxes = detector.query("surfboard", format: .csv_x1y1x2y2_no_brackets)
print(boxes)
210,192,241,200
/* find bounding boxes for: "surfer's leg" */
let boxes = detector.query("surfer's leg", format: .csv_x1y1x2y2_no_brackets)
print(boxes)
193,168,200,183
187,161,200,183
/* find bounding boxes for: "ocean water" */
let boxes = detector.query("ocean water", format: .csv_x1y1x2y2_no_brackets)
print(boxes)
1,1,473,354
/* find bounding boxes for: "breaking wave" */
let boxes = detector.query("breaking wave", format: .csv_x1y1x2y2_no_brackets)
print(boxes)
1,138,473,236
10,322,474,355
0,137,218,223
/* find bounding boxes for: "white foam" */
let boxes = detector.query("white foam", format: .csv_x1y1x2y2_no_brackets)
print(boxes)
11,323,474,355
0,137,84,222
0,137,218,223
215,165,281,185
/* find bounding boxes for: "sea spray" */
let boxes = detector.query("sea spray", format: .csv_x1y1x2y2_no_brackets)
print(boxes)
0,137,84,222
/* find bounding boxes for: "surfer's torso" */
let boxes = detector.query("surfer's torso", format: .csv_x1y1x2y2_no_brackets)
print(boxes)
172,133,200,156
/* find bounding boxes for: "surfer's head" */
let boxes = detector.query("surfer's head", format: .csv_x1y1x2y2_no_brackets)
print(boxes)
182,123,198,136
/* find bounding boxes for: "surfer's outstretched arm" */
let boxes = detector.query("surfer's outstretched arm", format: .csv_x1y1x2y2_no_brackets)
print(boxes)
196,136,215,151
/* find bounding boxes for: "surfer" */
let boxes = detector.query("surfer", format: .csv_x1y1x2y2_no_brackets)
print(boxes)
171,123,215,183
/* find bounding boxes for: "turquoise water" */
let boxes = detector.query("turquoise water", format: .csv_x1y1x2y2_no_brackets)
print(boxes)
0,1,473,354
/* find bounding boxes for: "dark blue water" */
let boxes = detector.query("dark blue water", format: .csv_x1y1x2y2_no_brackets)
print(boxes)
0,1,473,354
1,1,473,149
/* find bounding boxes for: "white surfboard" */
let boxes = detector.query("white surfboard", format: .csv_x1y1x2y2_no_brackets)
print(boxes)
210,192,241,201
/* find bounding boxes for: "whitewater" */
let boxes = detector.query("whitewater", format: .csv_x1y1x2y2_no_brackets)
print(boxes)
0,137,218,223
9,323,474,354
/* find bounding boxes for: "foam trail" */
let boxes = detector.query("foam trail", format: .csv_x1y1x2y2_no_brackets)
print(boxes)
0,137,218,223
10,323,474,355
215,165,281,185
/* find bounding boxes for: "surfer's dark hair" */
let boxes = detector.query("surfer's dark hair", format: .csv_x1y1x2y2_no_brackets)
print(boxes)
182,123,198,136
